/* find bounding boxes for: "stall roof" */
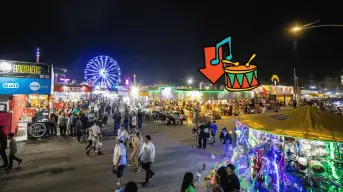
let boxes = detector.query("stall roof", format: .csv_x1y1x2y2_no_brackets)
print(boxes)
235,106,343,143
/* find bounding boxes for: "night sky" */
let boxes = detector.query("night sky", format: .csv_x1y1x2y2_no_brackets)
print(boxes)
1,1,342,85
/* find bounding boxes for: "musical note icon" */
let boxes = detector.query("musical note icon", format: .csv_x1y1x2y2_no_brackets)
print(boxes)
210,36,233,65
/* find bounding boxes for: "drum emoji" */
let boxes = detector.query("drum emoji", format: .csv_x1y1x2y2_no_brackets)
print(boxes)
224,64,259,91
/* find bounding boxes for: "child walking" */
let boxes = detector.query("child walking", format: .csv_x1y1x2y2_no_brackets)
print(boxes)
5,133,22,171
219,128,232,159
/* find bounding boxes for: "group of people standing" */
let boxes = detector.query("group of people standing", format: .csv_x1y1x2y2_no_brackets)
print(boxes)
113,130,156,190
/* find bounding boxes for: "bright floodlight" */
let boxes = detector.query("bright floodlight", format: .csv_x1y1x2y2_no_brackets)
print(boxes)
187,78,194,84
132,87,139,96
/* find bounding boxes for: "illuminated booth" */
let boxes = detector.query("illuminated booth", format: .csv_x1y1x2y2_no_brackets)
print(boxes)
0,60,52,141
206,107,343,191
254,85,294,106
53,85,92,109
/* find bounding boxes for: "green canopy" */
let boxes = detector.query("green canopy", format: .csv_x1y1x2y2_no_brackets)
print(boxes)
235,106,343,143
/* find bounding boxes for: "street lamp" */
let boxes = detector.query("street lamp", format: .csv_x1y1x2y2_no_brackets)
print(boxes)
290,20,343,33
187,78,194,85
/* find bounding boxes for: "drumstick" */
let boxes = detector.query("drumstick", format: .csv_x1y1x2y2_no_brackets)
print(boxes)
245,54,256,67
222,60,239,66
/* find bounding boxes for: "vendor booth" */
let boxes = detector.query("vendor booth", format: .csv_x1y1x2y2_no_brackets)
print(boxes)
53,85,92,110
0,60,52,141
206,106,343,192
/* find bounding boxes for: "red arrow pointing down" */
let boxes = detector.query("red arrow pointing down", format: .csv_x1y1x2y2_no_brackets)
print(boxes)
198,47,225,84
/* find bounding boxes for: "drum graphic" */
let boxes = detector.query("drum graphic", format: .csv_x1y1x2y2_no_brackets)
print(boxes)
224,65,259,91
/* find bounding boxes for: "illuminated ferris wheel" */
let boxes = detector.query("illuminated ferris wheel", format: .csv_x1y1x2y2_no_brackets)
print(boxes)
84,55,121,88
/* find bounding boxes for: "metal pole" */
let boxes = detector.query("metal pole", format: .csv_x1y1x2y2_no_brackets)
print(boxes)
294,68,297,102
36,48,40,64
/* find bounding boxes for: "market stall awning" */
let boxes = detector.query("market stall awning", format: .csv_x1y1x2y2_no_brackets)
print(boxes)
235,106,343,143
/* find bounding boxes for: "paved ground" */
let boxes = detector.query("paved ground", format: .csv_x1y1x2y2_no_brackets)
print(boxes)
0,117,236,192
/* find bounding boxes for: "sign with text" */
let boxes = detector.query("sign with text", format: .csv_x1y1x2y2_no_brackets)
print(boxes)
57,76,71,84
0,60,51,79
54,85,92,92
0,77,51,94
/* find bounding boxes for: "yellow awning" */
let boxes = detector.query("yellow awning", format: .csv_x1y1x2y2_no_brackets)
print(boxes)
236,106,343,143
139,91,148,96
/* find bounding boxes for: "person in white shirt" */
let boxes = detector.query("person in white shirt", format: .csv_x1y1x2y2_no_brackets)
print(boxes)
131,113,137,129
113,136,127,188
117,126,130,145
139,135,155,187
84,122,101,156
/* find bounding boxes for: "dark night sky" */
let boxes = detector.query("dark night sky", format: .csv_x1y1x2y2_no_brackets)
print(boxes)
0,1,342,85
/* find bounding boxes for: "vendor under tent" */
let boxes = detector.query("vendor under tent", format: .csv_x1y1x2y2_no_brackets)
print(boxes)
205,106,343,192
236,106,343,143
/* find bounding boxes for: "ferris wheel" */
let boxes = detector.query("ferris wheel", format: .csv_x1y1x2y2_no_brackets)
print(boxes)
84,55,121,88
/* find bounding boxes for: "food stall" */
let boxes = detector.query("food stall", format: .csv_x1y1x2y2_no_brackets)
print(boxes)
0,60,52,141
254,85,294,106
53,85,92,110
206,106,343,192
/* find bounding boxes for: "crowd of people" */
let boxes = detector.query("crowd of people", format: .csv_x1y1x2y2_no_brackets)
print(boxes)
3,96,282,192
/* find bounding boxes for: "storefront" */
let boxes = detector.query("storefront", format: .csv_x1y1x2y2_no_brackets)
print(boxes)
53,85,92,110
148,86,254,102
0,60,52,141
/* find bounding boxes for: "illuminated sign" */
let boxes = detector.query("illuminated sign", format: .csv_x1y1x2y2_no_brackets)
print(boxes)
0,60,51,79
63,87,81,92
57,76,71,84
199,36,260,92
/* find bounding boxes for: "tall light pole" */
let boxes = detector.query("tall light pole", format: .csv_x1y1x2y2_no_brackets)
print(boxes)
36,48,40,64
289,20,343,102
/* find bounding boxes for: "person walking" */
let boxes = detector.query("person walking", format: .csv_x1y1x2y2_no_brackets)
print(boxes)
131,112,137,130
137,109,143,129
58,113,67,137
5,133,22,171
198,122,210,149
181,172,196,192
84,122,101,156
84,122,94,153
131,132,142,174
210,121,218,144
0,125,8,168
219,128,232,159
140,135,155,187
81,113,89,142
113,110,121,136
113,136,127,188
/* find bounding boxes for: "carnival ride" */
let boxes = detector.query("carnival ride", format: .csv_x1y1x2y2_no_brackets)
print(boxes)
84,55,121,89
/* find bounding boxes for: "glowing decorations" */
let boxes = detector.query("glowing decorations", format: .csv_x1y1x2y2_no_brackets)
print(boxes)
271,74,280,85
84,55,121,88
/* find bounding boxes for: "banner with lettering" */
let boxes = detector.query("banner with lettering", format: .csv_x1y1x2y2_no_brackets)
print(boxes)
0,77,51,94
0,60,51,79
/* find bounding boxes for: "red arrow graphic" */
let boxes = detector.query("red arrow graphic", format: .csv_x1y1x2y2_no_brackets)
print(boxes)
198,47,224,84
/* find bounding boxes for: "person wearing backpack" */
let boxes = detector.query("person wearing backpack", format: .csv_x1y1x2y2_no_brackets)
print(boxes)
198,117,211,149
59,113,67,137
